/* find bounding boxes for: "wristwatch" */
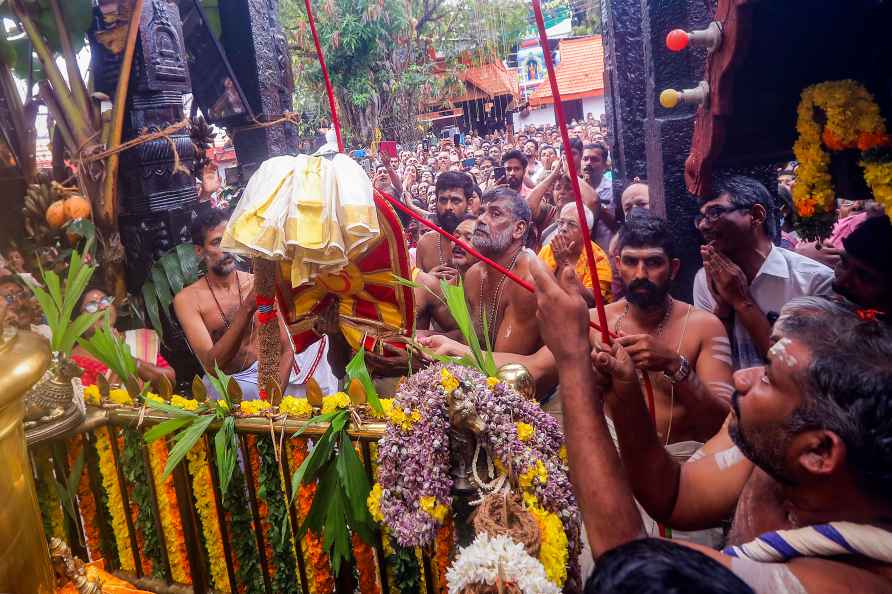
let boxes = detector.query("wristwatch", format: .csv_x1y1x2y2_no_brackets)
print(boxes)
664,355,691,385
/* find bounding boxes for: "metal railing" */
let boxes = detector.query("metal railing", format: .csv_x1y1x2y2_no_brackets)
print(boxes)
31,406,442,594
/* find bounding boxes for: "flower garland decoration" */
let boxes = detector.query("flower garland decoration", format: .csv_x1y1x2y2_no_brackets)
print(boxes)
120,427,163,577
33,445,66,543
793,80,892,239
67,435,102,561
433,518,455,594
95,426,136,573
222,461,265,593
446,533,560,594
185,439,232,592
254,435,301,594
373,363,581,591
289,439,335,594
147,438,192,584
352,531,382,594
83,431,120,566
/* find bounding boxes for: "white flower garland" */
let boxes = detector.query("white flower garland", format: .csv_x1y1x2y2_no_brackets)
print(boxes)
447,533,561,594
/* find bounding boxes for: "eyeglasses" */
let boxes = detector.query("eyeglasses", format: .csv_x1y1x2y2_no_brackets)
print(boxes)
82,296,113,313
557,219,580,230
694,205,750,228
2,291,25,305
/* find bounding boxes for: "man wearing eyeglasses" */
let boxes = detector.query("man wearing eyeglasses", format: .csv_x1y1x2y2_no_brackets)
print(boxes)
693,176,833,369
0,275,48,338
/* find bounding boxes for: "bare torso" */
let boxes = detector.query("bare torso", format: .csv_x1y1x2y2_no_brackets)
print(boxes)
465,250,542,356
416,230,454,273
178,270,256,374
596,299,732,444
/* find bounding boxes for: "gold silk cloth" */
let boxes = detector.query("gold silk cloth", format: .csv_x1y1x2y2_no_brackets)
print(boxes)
222,154,380,287
222,155,414,354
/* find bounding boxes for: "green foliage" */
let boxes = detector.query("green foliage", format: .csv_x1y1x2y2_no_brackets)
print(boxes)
440,279,498,376
388,541,421,594
121,427,165,579
345,347,383,414
140,244,203,342
290,409,375,575
256,436,300,594
31,244,102,354
52,446,85,527
223,464,265,592
77,314,138,385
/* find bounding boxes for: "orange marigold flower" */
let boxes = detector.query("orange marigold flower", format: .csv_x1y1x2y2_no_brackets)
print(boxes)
822,128,848,151
858,131,892,151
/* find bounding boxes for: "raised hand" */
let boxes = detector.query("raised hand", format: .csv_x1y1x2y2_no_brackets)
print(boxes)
530,261,590,362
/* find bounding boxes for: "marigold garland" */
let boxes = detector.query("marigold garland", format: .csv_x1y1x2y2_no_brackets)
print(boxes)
95,426,136,573
432,518,454,594
186,440,232,592
793,80,892,239
66,435,102,560
33,445,66,543
290,439,335,594
147,439,192,583
352,531,382,594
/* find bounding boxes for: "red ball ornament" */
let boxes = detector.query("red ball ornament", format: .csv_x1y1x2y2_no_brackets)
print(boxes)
666,29,689,51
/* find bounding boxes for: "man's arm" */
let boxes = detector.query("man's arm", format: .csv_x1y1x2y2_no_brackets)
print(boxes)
526,166,560,218
173,284,256,372
531,264,644,556
383,159,403,198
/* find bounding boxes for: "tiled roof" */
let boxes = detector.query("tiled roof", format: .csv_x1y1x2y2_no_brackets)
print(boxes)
528,35,605,107
454,61,519,102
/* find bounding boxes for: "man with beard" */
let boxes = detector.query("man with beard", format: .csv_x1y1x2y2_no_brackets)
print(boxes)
535,256,892,593
175,209,337,399
464,187,543,355
415,171,473,277
831,213,892,317
581,142,619,252
694,176,834,369
499,149,529,196
414,215,478,333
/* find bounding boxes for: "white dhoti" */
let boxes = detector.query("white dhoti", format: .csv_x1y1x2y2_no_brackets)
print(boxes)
205,337,338,400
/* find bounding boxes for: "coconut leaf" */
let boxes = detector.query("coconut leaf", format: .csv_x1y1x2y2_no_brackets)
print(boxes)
162,414,215,479
144,415,194,443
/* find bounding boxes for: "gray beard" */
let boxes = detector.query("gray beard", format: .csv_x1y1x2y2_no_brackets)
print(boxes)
472,226,514,257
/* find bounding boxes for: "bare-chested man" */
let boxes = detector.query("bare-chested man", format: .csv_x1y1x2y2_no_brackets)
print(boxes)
464,187,542,355
415,171,473,277
536,258,892,593
594,212,731,449
174,209,337,399
414,215,478,332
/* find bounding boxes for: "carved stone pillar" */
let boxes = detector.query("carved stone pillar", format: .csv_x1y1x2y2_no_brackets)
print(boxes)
217,0,298,177
90,0,200,383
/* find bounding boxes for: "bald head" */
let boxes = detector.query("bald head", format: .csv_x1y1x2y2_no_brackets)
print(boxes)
621,183,650,216
559,202,594,231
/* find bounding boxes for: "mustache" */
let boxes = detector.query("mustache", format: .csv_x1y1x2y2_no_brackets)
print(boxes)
627,278,658,293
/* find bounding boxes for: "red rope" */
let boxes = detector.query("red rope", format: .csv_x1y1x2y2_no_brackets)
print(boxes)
304,0,343,152
530,0,610,345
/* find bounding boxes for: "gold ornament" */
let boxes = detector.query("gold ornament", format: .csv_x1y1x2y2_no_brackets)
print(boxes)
497,363,536,401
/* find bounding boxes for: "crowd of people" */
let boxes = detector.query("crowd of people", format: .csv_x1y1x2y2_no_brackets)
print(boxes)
3,115,892,593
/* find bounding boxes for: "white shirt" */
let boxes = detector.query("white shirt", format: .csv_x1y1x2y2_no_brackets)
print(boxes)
693,246,834,369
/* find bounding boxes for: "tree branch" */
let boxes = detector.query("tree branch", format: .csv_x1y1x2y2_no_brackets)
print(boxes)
48,0,91,121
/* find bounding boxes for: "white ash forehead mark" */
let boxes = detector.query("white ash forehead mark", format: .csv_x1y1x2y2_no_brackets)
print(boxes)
715,445,745,470
768,337,798,369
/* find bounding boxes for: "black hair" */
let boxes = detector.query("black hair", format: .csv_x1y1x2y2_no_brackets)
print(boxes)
501,149,528,170
524,138,539,151
0,274,26,290
190,208,230,246
583,141,609,161
712,175,777,236
434,171,474,199
481,187,531,225
586,539,754,594
459,212,478,223
842,214,892,281
472,184,483,199
776,304,892,502
616,210,675,260
481,156,496,167
568,137,584,156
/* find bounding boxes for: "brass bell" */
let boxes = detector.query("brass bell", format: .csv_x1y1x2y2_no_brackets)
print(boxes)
496,363,536,401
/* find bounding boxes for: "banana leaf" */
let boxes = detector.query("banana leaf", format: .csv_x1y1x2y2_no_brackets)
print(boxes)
345,348,383,414
140,244,203,341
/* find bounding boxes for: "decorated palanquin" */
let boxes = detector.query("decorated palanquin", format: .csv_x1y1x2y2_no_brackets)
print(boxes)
222,154,415,355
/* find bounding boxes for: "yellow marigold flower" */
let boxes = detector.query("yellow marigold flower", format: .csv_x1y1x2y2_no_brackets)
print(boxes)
239,399,272,415
525,500,569,586
370,398,394,419
322,392,351,414
109,388,133,406
387,406,421,431
367,483,384,523
440,368,459,393
519,459,548,489
516,422,534,442
216,399,230,413
419,496,449,523
170,395,199,411
83,384,101,405
486,376,500,389
145,393,164,404
280,396,314,417
559,445,568,463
